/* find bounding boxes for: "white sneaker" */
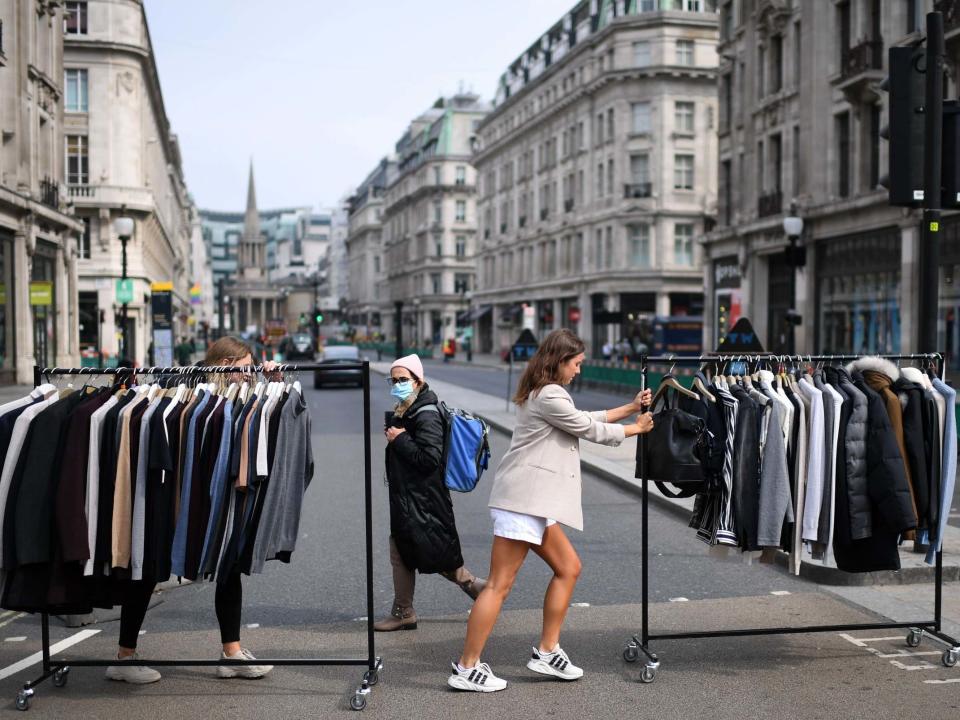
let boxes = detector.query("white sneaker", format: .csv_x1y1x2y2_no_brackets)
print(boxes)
216,648,273,679
105,654,162,684
447,661,507,692
526,645,583,681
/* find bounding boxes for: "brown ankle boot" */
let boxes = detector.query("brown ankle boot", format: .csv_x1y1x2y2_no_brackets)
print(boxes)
462,577,487,601
373,603,418,632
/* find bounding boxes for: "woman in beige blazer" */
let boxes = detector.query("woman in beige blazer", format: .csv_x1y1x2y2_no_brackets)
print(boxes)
447,329,653,692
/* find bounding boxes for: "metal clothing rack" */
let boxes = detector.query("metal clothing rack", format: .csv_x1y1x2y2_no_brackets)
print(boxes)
15,362,381,712
623,353,960,683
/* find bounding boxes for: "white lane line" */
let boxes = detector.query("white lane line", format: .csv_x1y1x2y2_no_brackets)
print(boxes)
0,629,100,681
352,616,368,622
925,678,960,684
839,635,904,645
245,623,260,629
0,613,25,630
570,602,590,608
770,591,791,596
668,597,689,603
4,637,26,643
138,630,146,636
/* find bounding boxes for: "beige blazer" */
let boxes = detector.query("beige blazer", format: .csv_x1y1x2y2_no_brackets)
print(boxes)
487,384,626,530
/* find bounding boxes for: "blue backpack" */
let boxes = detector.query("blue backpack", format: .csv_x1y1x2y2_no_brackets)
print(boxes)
413,402,491,492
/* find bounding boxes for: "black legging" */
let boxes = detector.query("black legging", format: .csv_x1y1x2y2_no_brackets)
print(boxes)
118,572,243,649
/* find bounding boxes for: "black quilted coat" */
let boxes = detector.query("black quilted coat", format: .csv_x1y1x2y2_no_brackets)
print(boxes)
385,386,464,574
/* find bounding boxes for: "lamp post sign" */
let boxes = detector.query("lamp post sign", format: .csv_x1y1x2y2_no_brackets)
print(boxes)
116,278,134,304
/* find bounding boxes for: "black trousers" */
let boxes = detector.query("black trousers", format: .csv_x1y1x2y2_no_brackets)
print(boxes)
118,572,243,649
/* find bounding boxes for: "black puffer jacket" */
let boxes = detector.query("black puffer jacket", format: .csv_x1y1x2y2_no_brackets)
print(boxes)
386,386,464,574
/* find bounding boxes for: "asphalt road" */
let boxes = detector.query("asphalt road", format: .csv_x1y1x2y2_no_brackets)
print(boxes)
0,376,956,717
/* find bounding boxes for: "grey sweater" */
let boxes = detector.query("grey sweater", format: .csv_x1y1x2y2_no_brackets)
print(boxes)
249,388,314,574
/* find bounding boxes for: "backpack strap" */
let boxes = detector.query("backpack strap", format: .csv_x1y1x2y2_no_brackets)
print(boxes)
411,404,440,417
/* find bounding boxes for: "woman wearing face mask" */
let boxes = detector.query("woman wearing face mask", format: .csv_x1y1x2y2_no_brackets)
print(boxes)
375,354,485,631
447,329,654,692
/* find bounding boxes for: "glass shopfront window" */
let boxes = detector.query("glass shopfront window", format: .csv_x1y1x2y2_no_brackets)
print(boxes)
816,229,901,355
0,233,15,383
937,217,960,373
31,242,58,371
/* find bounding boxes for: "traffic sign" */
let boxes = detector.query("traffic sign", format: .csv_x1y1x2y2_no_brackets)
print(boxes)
511,328,538,361
116,279,134,304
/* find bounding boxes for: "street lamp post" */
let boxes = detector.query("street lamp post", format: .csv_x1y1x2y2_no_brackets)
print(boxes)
782,205,804,355
113,216,134,363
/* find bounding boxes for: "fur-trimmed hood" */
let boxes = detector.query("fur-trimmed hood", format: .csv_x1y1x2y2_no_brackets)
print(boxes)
900,366,933,390
846,356,900,381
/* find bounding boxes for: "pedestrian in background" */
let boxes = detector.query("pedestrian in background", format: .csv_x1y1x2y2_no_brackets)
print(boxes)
375,354,485,631
447,329,653,692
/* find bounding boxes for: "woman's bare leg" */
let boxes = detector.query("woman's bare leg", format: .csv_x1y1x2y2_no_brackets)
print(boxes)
458,536,529,668
529,524,582,652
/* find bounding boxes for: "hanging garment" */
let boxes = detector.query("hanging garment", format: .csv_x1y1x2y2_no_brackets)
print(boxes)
786,380,809,574
798,377,825,544
926,379,956,564
727,385,760,551
85,394,119,576
834,369,871,540
894,375,931,538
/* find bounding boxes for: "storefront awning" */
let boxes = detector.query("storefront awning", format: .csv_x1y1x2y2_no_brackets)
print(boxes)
457,304,493,324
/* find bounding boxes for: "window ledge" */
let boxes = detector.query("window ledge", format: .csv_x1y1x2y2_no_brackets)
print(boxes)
628,131,652,140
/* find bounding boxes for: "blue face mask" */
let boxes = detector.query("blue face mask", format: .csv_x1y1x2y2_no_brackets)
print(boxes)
391,380,414,402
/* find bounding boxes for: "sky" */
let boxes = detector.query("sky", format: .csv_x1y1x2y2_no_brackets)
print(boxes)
144,0,575,212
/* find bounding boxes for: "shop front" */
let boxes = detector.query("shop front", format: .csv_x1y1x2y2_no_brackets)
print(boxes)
816,227,901,356
31,242,58,372
712,255,742,350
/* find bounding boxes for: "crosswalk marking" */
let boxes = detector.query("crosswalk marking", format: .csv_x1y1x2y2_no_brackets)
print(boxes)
0,629,100,681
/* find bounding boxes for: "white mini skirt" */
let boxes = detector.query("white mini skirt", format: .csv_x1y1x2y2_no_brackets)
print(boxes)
490,508,556,545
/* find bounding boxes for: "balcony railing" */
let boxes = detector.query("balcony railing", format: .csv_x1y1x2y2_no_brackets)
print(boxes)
40,178,59,209
624,182,652,199
841,39,883,79
757,190,783,218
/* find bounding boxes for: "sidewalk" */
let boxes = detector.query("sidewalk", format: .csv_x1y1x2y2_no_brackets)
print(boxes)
372,361,960,586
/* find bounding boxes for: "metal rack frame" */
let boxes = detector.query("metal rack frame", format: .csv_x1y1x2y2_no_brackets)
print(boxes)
623,353,960,683
15,362,382,711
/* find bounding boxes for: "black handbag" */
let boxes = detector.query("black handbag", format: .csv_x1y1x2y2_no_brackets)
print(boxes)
636,387,709,499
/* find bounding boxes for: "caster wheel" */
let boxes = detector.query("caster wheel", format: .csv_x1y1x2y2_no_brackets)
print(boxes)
53,668,69,688
363,670,379,686
15,691,31,711
623,645,640,663
943,650,958,668
640,666,656,684
906,630,922,648
350,693,367,711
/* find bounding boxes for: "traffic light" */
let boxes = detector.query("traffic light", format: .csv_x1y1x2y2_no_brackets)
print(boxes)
880,45,926,207
942,100,960,208
315,309,323,325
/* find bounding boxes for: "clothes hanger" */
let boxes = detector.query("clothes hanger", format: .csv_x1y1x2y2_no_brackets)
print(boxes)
652,358,700,401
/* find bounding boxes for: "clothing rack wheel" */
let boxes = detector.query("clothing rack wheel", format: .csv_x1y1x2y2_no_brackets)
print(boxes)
906,628,924,648
15,688,32,711
51,668,69,688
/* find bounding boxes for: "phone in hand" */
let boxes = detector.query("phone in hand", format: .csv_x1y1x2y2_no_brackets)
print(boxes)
384,411,395,429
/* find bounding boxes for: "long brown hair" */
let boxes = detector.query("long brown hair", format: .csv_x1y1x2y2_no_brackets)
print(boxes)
513,329,585,406
205,336,253,366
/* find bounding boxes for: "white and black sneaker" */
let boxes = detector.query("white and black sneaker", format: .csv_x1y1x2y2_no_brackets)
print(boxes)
447,661,507,692
526,645,583,681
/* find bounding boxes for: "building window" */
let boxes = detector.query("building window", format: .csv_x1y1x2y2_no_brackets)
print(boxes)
836,111,850,197
607,160,614,198
64,1,88,35
771,35,783,93
720,73,732,132
631,102,651,134
65,69,88,112
676,40,694,66
605,227,613,268
792,125,801,196
435,240,443,257
770,133,782,192
628,224,650,267
793,21,802,87
721,159,732,226
630,153,650,184
907,0,923,33
757,140,765,194
595,229,604,270
455,200,466,222
673,154,694,190
66,135,89,185
639,0,657,10
870,104,880,190
758,45,766,98
720,2,733,41
455,235,466,258
633,41,651,67
596,113,604,145
674,223,694,266
674,101,694,133
597,163,604,197
455,166,466,185
431,273,442,294
434,167,442,185
374,255,381,273
79,217,91,259
607,108,615,140
433,201,442,223
454,273,469,294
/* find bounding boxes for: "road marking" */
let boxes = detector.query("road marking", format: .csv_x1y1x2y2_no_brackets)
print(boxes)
352,616,368,622
770,591,791,596
0,611,18,620
570,602,590,608
4,637,26,643
0,613,25,630
668,597,689,603
876,650,943,658
139,630,146,636
925,678,960,684
245,623,260,629
0,629,100,681
839,635,903,646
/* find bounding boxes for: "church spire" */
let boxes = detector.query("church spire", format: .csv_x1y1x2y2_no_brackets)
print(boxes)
243,159,260,242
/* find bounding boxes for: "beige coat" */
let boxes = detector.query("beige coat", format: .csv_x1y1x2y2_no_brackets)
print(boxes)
487,384,626,530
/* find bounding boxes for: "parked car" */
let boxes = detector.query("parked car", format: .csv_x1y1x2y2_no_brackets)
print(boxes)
314,345,363,389
279,333,316,361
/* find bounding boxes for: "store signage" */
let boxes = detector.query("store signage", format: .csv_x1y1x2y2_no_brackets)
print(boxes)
713,256,741,289
568,306,581,323
150,281,173,330
116,278,134,304
511,328,538,361
29,281,52,306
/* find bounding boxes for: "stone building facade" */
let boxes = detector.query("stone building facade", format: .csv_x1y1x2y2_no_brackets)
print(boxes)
473,1,718,358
